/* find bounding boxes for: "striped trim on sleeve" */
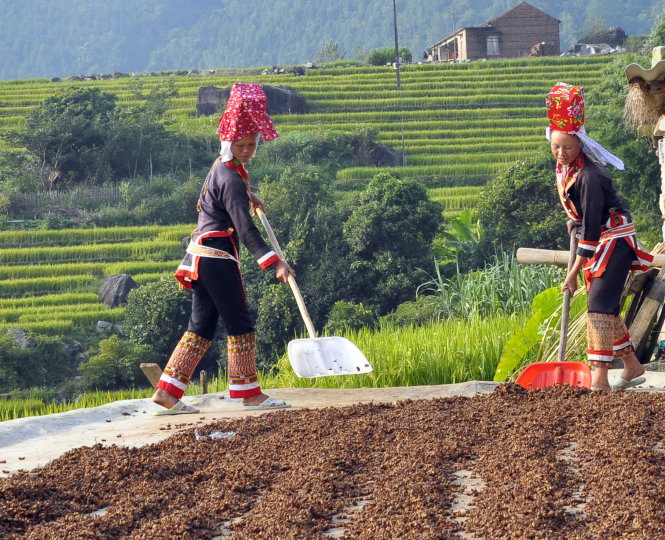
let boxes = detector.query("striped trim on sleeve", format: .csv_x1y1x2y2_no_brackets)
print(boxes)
258,251,280,269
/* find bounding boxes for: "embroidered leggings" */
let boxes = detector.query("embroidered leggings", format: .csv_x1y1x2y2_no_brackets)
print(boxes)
156,253,262,399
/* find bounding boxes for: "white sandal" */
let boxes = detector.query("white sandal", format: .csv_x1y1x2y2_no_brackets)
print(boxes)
611,376,646,391
152,400,200,416
244,396,291,410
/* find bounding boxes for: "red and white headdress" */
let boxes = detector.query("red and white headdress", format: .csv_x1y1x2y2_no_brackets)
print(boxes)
217,83,279,143
545,82,624,170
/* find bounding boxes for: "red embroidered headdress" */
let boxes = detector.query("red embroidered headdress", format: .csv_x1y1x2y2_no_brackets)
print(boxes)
545,82,624,170
546,82,585,134
217,83,279,142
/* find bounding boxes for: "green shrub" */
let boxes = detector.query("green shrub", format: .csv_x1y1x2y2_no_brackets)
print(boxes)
367,47,412,66
379,296,440,328
475,151,566,254
342,172,443,314
0,331,69,392
123,274,190,357
324,301,376,334
79,335,159,390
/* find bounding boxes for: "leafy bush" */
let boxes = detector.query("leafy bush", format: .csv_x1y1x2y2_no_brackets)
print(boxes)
476,151,566,254
79,335,159,390
4,85,209,189
93,173,202,226
379,296,440,328
123,274,226,375
0,331,69,392
255,283,298,368
342,172,443,313
648,10,665,51
123,274,191,357
324,301,376,334
251,127,384,179
367,47,412,66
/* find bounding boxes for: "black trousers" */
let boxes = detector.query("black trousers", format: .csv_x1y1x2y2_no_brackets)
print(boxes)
587,239,633,315
187,238,254,340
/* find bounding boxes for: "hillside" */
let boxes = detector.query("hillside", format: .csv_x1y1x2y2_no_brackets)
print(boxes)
0,55,616,346
0,55,616,218
0,0,659,80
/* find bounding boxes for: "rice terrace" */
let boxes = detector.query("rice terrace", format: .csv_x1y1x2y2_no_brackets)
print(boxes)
0,55,613,350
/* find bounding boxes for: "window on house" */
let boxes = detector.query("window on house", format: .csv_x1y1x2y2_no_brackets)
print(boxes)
487,36,499,56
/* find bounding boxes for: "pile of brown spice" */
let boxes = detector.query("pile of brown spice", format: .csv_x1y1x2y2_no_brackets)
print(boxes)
2,385,665,539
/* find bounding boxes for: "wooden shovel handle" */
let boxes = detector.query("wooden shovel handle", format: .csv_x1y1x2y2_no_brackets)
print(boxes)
255,208,317,339
557,229,579,362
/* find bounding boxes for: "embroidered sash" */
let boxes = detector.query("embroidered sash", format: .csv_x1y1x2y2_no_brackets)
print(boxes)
582,212,653,288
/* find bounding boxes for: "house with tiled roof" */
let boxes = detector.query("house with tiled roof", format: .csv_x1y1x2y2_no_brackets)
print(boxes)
424,2,560,62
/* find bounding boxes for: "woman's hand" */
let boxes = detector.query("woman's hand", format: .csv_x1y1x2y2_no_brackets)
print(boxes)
249,192,265,215
562,254,587,295
274,260,295,283
561,271,578,294
567,220,582,235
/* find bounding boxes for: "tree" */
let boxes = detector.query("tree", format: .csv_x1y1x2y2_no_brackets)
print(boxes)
342,172,443,314
123,274,191,358
324,301,376,334
314,42,344,63
0,332,69,392
648,9,665,50
246,165,352,359
475,151,566,254
10,87,117,188
122,274,227,374
4,83,201,189
78,335,159,390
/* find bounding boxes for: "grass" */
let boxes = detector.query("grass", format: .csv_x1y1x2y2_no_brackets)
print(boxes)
266,314,527,389
0,389,154,421
0,312,526,420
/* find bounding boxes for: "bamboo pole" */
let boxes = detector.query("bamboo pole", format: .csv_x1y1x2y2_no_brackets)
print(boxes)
516,247,665,267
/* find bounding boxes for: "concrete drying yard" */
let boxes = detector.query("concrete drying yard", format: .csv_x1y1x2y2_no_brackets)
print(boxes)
2,371,665,539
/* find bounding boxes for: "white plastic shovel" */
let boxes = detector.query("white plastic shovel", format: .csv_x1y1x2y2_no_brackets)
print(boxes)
256,208,373,378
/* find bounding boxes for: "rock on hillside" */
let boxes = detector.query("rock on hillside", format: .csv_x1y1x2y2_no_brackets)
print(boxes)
196,84,308,117
98,274,138,308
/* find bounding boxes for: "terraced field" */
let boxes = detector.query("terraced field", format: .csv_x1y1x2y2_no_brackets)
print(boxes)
0,56,615,216
0,57,615,331
0,225,190,334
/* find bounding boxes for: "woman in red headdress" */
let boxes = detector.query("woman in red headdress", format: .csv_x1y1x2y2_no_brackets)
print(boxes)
547,82,653,391
151,83,294,414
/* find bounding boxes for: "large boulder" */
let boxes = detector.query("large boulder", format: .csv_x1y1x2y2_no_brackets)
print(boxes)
99,274,138,308
196,84,308,117
371,143,403,167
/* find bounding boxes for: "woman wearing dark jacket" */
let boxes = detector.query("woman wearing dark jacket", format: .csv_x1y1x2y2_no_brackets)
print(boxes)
547,82,653,391
152,83,294,415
